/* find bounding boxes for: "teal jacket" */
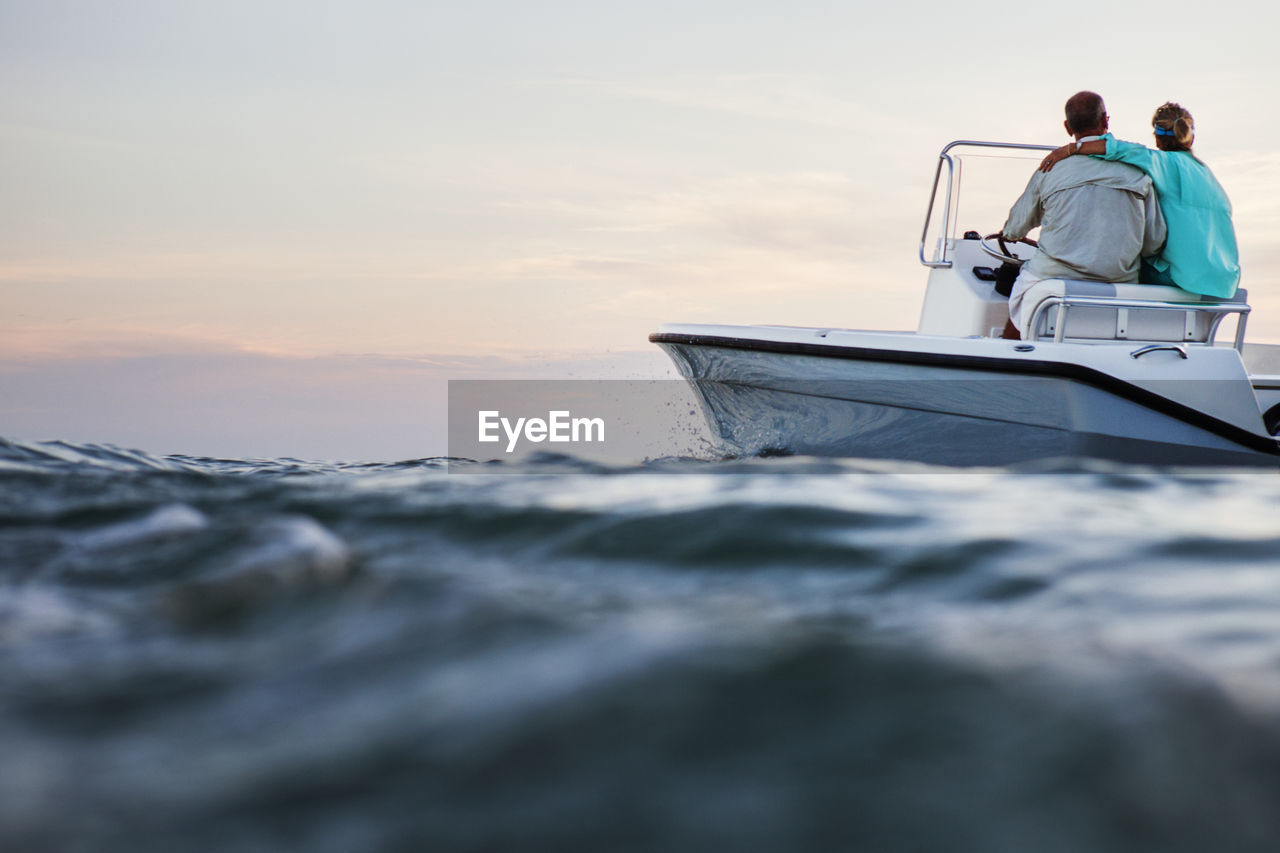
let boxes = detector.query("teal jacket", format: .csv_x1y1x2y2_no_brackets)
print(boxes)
1095,134,1240,298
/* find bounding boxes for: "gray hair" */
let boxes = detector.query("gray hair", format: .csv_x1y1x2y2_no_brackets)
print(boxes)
1064,91,1106,135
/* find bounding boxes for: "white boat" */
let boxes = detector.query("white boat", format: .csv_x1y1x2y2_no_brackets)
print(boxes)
651,141,1280,467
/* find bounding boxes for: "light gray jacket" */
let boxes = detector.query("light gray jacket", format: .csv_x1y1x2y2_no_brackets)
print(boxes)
1002,154,1166,283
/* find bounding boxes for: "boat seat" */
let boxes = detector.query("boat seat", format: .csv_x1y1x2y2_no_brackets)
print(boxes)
1023,279,1249,344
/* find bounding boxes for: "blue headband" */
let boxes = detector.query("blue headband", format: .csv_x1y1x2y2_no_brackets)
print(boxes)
1154,126,1175,136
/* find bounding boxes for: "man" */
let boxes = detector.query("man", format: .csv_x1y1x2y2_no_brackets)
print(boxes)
1001,91,1166,338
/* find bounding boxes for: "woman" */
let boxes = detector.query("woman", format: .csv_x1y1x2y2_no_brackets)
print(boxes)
1039,102,1240,298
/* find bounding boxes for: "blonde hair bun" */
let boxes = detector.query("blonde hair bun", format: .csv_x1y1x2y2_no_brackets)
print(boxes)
1152,102,1195,150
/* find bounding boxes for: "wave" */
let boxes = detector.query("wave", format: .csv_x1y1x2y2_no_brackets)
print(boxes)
5,435,1280,850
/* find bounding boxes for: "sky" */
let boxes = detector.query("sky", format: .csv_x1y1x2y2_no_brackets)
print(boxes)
3,0,1279,458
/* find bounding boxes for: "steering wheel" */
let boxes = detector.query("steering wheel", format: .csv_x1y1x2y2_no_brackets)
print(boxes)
979,232,1038,265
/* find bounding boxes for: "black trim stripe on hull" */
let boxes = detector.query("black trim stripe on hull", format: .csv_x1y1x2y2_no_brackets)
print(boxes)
649,332,1280,456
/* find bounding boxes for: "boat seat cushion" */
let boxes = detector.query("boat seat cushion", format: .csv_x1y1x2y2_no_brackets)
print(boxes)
1023,279,1248,342
1029,279,1246,305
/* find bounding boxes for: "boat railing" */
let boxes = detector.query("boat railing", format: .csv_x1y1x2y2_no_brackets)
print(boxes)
919,141,1056,269
1026,294,1251,351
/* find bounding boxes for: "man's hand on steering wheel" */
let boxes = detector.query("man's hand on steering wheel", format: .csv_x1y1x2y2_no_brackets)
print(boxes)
997,233,1038,259
980,232,1039,265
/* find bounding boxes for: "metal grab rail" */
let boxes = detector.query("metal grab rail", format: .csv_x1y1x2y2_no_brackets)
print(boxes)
918,141,1057,269
1026,294,1251,351
1131,344,1188,360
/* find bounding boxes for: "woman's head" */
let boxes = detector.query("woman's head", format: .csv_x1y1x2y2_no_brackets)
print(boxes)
1152,102,1194,151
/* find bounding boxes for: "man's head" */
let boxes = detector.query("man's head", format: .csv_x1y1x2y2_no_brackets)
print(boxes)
1063,91,1108,139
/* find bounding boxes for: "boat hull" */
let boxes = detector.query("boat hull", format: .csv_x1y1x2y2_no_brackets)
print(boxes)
654,335,1280,467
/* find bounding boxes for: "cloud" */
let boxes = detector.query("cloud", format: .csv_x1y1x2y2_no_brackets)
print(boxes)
528,73,880,132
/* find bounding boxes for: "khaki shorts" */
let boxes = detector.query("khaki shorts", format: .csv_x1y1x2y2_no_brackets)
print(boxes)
1007,268,1048,338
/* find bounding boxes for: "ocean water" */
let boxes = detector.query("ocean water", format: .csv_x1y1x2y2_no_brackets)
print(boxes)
3,436,1280,852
